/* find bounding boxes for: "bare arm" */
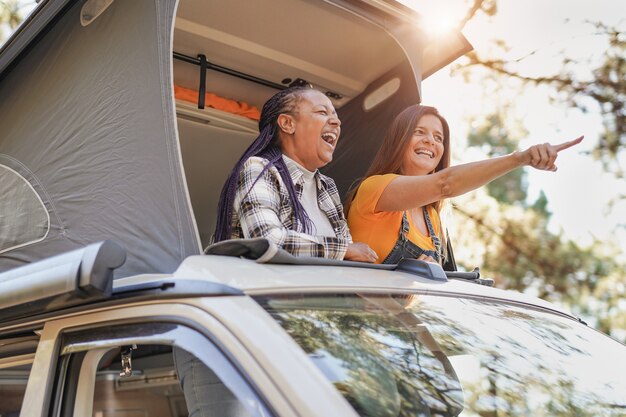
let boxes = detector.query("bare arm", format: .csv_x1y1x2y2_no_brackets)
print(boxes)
377,136,583,212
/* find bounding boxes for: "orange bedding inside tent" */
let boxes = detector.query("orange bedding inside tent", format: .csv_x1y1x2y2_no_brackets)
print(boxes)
174,85,260,121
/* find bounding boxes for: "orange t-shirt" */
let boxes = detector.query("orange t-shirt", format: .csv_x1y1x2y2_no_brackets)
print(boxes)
347,174,442,264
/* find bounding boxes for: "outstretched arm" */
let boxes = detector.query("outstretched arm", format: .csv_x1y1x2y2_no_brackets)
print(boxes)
377,136,583,212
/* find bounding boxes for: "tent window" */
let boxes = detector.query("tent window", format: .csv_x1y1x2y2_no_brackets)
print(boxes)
362,77,401,111
0,164,49,253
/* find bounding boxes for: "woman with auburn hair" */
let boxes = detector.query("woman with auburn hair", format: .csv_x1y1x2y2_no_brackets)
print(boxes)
345,104,582,266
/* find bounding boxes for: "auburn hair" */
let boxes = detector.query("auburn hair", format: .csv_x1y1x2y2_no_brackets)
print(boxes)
345,104,451,216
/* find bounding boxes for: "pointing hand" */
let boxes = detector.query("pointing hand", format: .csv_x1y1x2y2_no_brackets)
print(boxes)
523,135,583,171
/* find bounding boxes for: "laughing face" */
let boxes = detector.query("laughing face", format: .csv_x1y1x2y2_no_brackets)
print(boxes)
400,114,445,176
277,90,341,171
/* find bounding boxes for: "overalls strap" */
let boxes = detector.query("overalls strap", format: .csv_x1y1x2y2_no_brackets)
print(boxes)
382,208,442,265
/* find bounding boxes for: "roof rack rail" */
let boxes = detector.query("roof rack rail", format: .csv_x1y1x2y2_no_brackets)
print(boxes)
395,258,448,282
0,240,126,322
446,268,494,287
396,260,494,286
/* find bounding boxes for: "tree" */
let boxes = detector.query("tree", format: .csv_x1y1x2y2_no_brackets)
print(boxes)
448,111,626,341
453,1,625,178
0,0,32,42
438,0,626,341
466,111,529,206
449,189,626,340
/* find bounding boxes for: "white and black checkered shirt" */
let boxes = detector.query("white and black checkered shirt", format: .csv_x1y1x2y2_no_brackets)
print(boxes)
231,156,352,259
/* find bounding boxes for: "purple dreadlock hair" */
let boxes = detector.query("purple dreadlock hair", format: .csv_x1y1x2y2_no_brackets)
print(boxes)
213,86,314,242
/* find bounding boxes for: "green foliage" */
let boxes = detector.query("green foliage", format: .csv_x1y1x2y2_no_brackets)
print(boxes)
449,0,626,342
453,110,623,338
530,190,550,217
467,114,519,154
485,169,526,205
457,19,625,177
451,190,626,342
0,0,33,42
468,112,528,205
586,23,625,176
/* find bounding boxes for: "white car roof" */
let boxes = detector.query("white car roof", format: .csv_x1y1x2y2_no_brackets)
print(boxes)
117,255,577,321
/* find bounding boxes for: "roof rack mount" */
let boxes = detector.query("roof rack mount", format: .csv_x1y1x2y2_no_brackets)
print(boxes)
0,240,126,322
395,260,494,287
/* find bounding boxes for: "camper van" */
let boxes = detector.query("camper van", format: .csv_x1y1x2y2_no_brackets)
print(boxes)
1,1,625,416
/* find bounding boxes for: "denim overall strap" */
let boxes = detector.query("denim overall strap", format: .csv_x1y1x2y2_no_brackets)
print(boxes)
422,206,443,262
382,210,441,264
400,210,410,237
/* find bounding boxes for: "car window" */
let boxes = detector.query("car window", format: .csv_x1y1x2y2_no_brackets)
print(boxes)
258,293,626,417
0,333,39,416
54,323,270,417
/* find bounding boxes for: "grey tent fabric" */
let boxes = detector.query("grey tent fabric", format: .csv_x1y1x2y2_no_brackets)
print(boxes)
0,0,201,277
0,163,49,253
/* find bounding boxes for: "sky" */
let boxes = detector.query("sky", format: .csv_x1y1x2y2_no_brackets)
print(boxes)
403,0,625,259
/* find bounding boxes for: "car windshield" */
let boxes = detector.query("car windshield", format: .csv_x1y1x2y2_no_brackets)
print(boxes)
258,293,626,417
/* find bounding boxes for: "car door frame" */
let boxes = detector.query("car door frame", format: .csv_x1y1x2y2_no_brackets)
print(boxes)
20,297,358,417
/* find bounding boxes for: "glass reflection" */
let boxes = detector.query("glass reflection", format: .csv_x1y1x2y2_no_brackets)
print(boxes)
259,294,626,417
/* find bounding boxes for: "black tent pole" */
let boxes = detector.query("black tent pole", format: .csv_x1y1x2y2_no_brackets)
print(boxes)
197,54,207,109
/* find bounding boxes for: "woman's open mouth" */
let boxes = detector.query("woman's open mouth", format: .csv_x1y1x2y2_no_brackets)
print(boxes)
321,132,338,148
414,148,434,158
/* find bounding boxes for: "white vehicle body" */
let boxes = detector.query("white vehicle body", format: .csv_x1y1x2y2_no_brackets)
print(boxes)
3,246,625,416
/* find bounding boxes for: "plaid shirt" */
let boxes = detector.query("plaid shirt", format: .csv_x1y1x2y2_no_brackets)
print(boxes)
231,156,352,259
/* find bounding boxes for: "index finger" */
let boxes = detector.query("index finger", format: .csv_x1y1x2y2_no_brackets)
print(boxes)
554,135,584,152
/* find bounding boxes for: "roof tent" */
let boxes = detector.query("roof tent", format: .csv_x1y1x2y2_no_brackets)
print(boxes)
0,0,471,277
0,0,198,277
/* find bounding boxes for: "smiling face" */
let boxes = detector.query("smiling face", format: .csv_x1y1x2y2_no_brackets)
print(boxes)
277,89,341,171
400,114,445,176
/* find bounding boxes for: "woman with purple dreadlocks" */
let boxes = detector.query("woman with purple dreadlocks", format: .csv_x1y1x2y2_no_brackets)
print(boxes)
214,86,377,262
214,87,377,262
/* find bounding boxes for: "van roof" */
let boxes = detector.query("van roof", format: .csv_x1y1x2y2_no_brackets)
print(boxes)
115,255,578,321
0,240,578,328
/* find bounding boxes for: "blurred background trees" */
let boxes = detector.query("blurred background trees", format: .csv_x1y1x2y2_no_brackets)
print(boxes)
442,0,625,341
452,0,624,178
0,0,30,41
458,23,625,178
